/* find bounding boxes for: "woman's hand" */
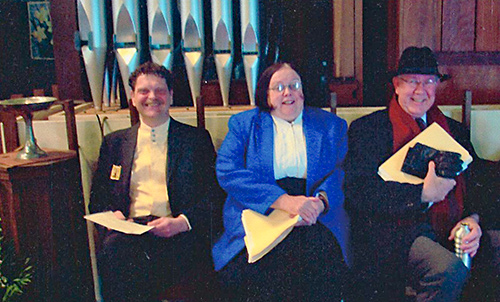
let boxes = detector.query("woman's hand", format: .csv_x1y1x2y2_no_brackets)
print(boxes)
272,194,324,226
448,215,482,257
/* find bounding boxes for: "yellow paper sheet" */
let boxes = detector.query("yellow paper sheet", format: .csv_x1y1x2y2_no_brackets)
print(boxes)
242,209,300,263
378,122,473,184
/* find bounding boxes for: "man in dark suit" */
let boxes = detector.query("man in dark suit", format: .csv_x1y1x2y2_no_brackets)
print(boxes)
89,62,222,302
344,47,500,302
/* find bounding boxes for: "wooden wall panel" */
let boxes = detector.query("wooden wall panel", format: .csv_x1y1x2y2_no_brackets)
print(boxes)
386,0,500,105
436,65,500,105
387,0,400,70
51,0,86,101
332,0,363,105
333,0,355,77
354,0,363,86
476,0,500,51
398,0,442,52
442,0,475,51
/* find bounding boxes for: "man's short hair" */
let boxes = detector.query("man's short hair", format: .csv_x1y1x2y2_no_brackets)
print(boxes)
129,62,173,91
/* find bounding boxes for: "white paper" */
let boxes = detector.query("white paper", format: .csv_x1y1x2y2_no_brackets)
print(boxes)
84,211,154,235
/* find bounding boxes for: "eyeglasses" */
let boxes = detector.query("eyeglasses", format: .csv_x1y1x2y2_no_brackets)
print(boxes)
269,81,302,92
398,77,439,89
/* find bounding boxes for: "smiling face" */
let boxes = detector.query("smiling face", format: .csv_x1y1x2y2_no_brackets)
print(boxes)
267,66,305,122
131,74,173,127
393,74,439,118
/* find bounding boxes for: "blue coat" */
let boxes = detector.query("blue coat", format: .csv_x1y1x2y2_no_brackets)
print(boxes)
212,107,349,271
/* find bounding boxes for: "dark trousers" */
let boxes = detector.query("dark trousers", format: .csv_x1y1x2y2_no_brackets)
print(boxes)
97,218,208,302
462,229,500,302
218,177,347,301
218,222,347,302
408,236,468,302
349,235,468,302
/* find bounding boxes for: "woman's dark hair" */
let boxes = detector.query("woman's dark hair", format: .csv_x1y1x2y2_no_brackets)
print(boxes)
129,62,173,91
255,62,300,111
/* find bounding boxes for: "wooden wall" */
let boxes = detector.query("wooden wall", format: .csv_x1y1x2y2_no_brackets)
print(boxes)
388,0,500,105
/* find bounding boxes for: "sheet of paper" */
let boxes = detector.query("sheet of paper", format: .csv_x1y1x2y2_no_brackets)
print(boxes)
378,122,473,184
84,211,154,235
242,209,300,263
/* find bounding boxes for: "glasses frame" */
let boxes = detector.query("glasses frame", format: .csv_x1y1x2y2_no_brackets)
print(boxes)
268,81,303,93
398,76,439,89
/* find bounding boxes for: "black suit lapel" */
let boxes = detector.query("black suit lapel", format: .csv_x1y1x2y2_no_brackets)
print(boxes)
167,119,182,186
121,124,139,192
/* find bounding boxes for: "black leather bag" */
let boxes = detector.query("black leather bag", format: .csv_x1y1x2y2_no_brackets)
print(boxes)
402,142,464,179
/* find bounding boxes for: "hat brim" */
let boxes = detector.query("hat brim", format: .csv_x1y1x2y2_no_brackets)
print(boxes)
387,70,451,82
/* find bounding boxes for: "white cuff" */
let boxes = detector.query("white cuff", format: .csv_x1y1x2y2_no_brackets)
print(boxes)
179,214,192,231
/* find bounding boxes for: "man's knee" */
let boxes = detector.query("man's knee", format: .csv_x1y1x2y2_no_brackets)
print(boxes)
440,254,468,290
410,236,468,293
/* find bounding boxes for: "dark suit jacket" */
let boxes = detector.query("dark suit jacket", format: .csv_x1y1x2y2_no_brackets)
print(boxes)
89,118,223,258
344,109,488,270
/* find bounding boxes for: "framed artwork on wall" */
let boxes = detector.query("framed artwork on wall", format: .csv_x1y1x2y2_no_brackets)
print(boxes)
28,1,54,60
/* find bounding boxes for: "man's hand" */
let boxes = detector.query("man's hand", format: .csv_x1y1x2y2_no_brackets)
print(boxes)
107,211,133,230
112,210,126,220
448,216,482,258
421,161,456,203
147,216,189,238
272,194,324,226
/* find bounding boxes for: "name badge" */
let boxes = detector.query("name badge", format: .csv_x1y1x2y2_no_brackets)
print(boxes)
110,165,122,180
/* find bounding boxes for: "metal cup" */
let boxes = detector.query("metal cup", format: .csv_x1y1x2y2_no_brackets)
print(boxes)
454,222,471,269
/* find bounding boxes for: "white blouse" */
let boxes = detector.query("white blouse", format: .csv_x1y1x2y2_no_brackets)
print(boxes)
272,112,307,180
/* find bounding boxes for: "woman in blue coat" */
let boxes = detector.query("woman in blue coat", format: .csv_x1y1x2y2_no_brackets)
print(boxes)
212,63,349,301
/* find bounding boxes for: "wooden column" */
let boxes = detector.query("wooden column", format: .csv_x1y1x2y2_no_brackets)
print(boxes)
332,0,363,104
51,0,86,101
333,0,355,77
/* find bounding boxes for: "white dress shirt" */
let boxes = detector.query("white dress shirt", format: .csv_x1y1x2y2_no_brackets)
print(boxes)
129,119,172,218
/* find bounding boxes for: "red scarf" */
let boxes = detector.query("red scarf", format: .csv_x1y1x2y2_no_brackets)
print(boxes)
388,96,465,239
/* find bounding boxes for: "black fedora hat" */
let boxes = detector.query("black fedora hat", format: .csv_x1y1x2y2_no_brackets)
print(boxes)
392,46,450,81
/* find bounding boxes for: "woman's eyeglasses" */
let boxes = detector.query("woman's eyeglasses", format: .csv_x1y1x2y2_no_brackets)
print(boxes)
269,81,302,92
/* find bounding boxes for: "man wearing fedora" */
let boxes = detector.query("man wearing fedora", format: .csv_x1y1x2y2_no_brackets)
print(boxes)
344,46,500,302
